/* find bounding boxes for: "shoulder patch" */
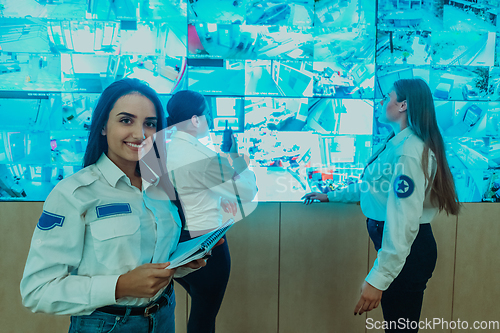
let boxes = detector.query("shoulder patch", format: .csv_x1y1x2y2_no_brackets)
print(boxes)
96,203,131,218
37,211,65,230
394,175,414,198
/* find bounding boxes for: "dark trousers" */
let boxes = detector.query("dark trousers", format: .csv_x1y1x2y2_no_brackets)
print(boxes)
366,219,437,333
174,236,231,333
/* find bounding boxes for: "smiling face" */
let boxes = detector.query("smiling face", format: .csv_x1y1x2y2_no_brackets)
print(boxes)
102,93,157,174
378,89,407,125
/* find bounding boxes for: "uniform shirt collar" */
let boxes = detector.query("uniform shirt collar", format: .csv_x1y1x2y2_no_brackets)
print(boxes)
389,126,413,147
171,130,201,147
95,153,128,188
95,153,161,189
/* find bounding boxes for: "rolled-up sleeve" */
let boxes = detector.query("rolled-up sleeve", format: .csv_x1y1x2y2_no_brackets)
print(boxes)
365,155,426,291
20,188,119,315
326,182,361,203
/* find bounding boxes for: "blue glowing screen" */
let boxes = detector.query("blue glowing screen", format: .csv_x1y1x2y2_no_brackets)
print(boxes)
0,0,499,202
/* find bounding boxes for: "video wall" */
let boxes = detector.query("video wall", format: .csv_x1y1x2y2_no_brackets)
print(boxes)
0,0,499,202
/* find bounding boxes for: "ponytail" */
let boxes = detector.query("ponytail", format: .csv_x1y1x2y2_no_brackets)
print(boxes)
166,90,207,126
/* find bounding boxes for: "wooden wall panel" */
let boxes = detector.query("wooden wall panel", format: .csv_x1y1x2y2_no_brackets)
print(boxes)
0,202,70,333
0,201,189,333
174,283,188,333
279,203,369,332
216,203,280,333
366,212,457,333
3,201,500,333
453,203,500,332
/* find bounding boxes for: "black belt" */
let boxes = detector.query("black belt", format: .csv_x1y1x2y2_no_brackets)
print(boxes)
96,282,173,317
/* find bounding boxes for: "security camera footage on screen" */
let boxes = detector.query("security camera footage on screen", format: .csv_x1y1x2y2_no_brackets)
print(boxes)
0,0,499,203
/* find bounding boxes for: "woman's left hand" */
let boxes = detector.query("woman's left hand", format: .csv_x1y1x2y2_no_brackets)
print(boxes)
181,258,207,269
354,281,383,315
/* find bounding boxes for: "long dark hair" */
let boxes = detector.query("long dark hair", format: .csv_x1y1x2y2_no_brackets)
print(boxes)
166,90,208,127
83,78,166,168
393,78,460,215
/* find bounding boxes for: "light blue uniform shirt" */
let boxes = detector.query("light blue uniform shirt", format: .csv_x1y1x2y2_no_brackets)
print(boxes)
327,127,439,290
21,154,185,315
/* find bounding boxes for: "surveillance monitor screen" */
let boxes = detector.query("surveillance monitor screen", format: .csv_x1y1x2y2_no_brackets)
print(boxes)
188,59,245,95
188,23,313,60
1,0,500,203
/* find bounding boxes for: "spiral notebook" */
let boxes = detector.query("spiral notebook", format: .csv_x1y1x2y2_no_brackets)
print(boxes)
166,218,235,269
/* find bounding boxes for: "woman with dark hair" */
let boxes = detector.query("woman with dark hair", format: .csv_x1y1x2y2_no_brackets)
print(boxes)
21,78,206,333
165,90,257,333
302,78,460,332
83,78,166,168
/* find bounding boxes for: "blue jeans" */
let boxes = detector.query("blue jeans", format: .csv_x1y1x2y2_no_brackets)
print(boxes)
68,291,176,333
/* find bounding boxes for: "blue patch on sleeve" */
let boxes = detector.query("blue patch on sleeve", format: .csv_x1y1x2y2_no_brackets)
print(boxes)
37,211,65,230
96,203,132,218
394,175,415,198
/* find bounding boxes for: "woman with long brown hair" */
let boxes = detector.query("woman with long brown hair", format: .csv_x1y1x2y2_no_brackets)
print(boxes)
303,78,460,332
20,79,206,333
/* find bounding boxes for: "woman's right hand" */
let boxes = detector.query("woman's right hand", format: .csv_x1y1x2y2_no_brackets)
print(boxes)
221,197,237,216
301,192,328,205
115,263,176,300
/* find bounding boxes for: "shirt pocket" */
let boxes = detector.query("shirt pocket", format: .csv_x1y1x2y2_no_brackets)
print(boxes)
89,215,141,270
364,161,390,182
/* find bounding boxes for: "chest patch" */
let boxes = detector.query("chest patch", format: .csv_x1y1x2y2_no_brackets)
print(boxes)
96,203,132,218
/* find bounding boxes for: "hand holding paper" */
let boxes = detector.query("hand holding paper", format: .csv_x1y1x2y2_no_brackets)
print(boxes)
166,219,234,269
